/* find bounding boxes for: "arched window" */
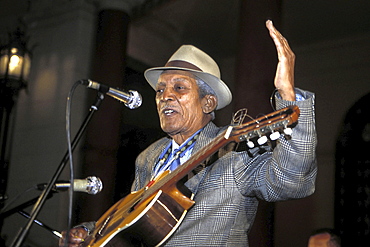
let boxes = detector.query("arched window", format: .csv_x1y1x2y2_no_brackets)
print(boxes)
335,92,370,246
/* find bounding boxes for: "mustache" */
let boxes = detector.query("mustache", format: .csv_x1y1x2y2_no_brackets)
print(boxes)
159,103,178,111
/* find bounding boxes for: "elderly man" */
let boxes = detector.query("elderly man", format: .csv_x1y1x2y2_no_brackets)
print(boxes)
60,20,317,247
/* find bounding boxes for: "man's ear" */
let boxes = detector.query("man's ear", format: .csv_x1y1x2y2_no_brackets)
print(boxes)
202,95,217,114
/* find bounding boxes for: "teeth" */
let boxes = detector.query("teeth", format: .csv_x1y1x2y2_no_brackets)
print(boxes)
164,109,174,114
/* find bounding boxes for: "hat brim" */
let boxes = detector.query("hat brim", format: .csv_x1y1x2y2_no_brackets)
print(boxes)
144,67,232,110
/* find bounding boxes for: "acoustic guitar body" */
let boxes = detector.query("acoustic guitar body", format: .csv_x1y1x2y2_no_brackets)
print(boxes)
82,181,194,247
81,105,300,247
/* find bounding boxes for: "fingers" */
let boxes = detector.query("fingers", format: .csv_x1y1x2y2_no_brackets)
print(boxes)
266,20,285,43
265,20,294,58
266,20,296,101
59,228,87,247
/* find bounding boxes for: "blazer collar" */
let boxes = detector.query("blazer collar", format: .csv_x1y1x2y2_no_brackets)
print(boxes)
185,121,223,193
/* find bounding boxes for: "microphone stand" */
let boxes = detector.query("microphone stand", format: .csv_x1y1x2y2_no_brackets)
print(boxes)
0,193,61,238
10,91,105,247
18,210,62,239
0,192,54,220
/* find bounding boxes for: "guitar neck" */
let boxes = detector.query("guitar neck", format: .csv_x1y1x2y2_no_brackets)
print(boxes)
141,105,299,202
81,106,299,247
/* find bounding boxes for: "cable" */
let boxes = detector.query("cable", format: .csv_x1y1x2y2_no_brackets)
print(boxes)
269,88,279,111
0,186,37,213
64,80,83,246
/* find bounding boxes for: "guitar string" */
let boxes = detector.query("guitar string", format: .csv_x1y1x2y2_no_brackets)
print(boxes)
101,107,296,234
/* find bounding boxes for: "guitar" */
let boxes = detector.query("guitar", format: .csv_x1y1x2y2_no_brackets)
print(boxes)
81,105,300,247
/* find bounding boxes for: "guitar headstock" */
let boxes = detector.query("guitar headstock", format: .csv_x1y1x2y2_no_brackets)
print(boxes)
225,105,300,148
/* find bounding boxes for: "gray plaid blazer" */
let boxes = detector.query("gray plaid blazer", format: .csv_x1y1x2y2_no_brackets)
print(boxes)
133,88,317,246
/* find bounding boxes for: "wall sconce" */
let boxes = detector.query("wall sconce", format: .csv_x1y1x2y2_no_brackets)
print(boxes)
0,26,32,228
0,27,32,98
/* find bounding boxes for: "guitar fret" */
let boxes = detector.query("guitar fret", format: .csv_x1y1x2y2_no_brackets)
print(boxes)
145,106,298,198
81,105,299,247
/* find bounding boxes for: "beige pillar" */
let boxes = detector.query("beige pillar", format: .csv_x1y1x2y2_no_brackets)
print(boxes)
78,0,139,222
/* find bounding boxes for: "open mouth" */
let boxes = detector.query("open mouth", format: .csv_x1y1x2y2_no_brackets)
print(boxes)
160,104,179,116
163,109,175,115
163,109,176,115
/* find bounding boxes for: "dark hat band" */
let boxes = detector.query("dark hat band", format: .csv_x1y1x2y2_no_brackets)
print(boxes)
165,60,203,72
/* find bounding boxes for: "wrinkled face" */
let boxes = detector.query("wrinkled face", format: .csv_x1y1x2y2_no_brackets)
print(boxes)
155,70,210,142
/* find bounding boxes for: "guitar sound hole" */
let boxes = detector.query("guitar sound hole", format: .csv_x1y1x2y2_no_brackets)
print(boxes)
129,199,143,213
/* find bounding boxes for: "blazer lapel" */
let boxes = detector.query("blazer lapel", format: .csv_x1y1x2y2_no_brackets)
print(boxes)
185,122,223,193
141,137,171,187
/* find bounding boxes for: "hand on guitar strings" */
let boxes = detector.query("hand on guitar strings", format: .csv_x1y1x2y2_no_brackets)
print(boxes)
59,227,88,247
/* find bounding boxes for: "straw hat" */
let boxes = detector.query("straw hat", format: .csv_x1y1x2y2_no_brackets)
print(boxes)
144,45,232,110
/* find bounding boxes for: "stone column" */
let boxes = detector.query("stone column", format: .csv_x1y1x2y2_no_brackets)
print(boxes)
234,0,282,117
78,0,145,223
233,1,282,246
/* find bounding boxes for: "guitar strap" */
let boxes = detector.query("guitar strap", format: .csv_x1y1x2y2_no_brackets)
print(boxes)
152,128,202,179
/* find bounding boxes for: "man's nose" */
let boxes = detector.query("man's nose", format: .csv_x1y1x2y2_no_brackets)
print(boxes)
161,87,175,101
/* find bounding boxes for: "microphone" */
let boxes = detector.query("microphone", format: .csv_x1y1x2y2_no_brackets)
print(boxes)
83,79,142,109
36,176,103,195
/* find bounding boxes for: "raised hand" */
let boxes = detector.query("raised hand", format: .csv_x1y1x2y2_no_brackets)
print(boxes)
266,20,296,101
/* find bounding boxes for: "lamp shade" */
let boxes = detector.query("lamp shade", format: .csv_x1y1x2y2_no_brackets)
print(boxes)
0,28,32,91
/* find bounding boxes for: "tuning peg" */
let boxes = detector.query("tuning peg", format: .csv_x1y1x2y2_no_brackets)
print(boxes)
270,131,280,141
284,128,293,136
257,136,268,145
247,140,255,148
